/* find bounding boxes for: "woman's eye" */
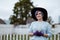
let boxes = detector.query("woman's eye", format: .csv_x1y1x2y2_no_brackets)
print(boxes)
39,13,42,14
36,14,38,15
36,13,41,15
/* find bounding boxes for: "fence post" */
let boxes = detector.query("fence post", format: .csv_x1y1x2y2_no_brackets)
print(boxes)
59,33,60,40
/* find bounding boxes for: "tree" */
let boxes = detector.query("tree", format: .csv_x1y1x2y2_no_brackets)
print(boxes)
9,0,34,24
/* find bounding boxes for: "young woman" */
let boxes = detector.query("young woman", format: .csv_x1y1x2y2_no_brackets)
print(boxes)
29,7,52,40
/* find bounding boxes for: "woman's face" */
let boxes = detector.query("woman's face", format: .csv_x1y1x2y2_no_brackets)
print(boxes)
35,11,43,20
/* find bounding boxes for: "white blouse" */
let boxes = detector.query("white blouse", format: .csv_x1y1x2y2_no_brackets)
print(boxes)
29,21,52,40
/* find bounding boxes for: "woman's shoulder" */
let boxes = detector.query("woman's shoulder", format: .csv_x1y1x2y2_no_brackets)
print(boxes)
43,21,51,25
44,21,52,27
31,21,37,24
44,21,49,24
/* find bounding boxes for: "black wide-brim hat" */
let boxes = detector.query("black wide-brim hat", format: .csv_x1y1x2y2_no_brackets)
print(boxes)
31,7,48,21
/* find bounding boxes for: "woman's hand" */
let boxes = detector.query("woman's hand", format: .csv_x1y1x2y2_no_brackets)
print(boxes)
28,33,34,36
43,34,48,37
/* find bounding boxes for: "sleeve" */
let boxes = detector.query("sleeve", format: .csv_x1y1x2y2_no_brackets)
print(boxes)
28,22,33,33
46,23,52,37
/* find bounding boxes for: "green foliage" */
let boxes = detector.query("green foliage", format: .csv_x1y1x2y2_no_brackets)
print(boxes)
9,0,34,24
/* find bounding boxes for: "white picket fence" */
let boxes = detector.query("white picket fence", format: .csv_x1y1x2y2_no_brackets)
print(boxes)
0,34,60,40
0,24,60,40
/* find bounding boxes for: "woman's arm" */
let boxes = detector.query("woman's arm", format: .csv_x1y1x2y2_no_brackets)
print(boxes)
45,23,52,37
28,22,34,36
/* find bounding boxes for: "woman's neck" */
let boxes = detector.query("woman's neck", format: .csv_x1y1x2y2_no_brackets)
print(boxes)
38,19,43,22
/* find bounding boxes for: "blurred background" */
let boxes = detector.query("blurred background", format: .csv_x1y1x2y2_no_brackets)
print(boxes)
0,0,60,25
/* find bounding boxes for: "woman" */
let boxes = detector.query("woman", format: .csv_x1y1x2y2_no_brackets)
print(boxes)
29,7,52,40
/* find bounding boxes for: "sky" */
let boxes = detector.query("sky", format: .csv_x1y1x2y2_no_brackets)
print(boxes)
0,0,19,20
0,0,60,24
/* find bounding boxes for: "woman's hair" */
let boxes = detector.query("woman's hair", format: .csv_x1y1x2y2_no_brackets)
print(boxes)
31,7,48,21
35,10,44,17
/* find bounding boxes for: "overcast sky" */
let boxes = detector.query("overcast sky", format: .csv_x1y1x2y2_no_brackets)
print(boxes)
0,0,60,23
0,0,19,20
